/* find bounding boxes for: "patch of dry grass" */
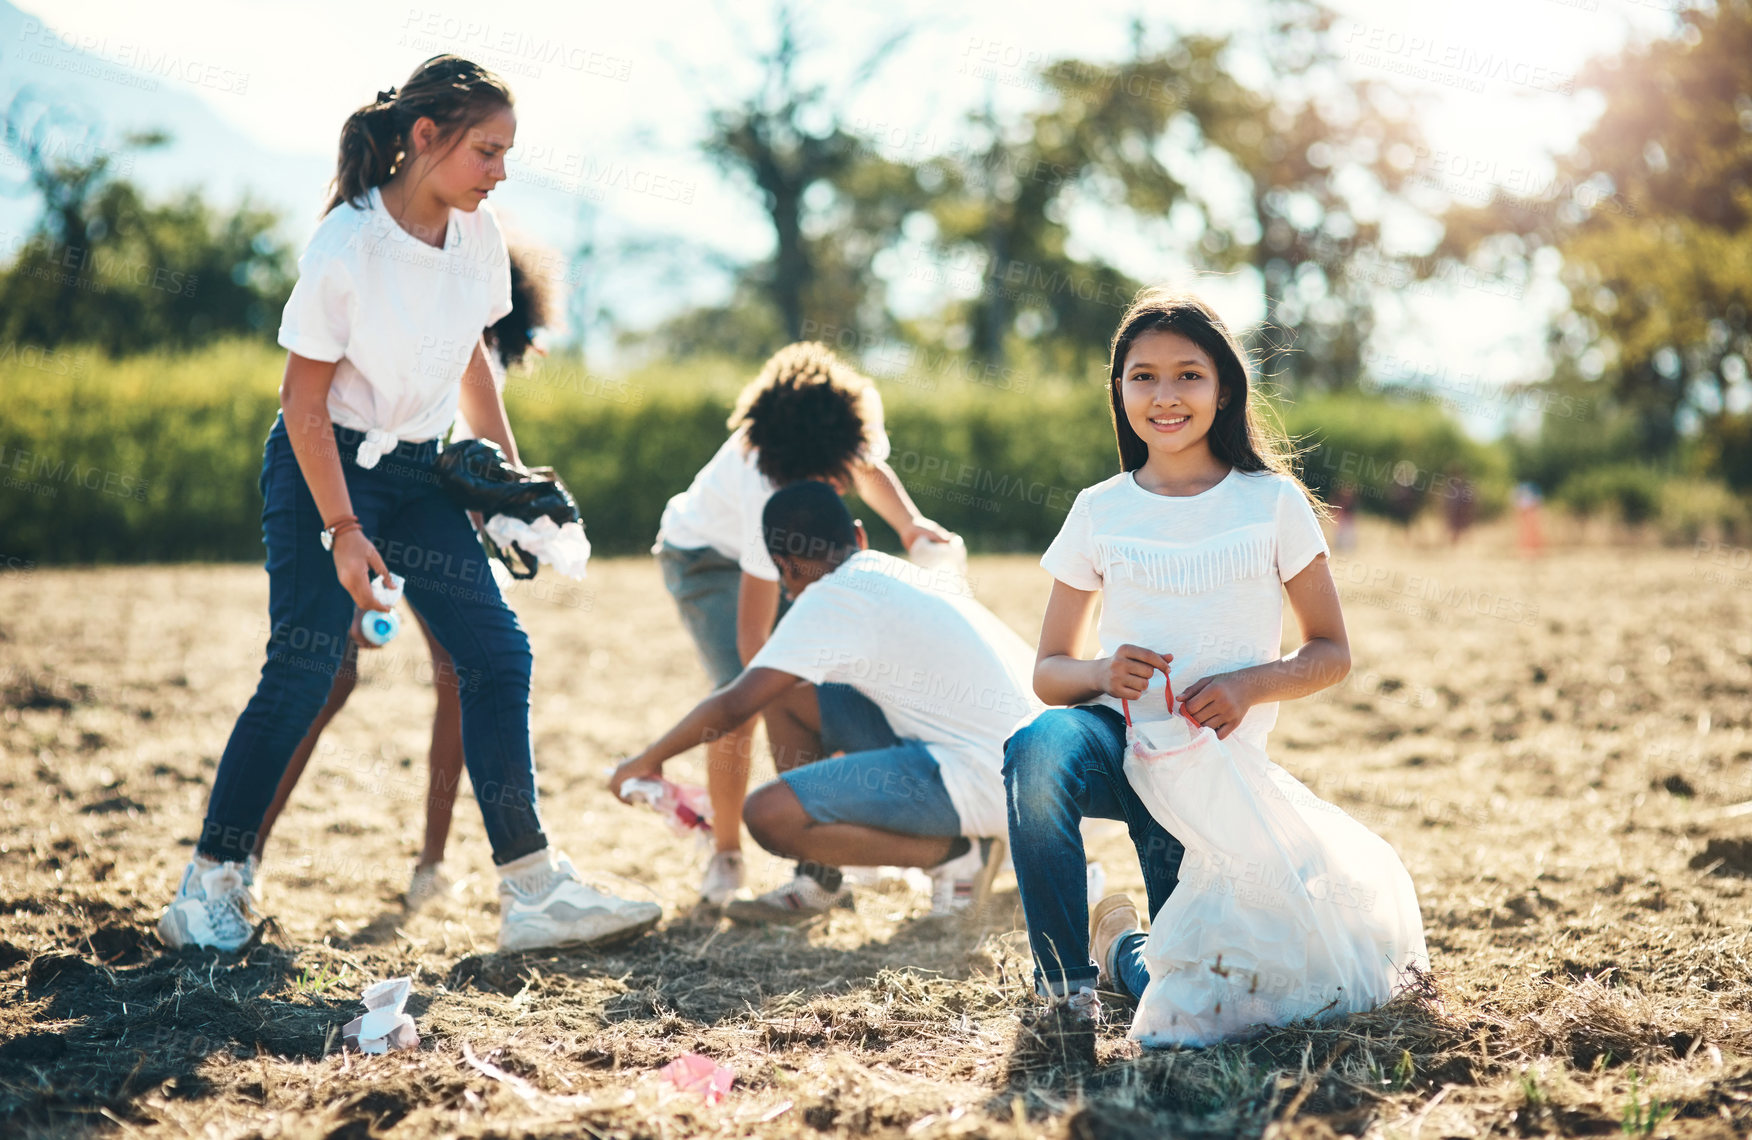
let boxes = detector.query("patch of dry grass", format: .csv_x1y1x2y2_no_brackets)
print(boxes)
3,524,1751,1137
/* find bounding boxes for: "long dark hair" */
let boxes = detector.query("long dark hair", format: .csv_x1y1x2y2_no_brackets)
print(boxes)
1107,287,1324,512
327,55,513,214
484,246,554,369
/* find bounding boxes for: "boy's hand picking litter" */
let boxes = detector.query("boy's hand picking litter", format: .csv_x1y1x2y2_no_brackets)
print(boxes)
608,752,662,803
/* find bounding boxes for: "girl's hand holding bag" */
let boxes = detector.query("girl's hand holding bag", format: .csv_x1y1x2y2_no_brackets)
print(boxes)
1121,672,1429,1047
434,438,592,580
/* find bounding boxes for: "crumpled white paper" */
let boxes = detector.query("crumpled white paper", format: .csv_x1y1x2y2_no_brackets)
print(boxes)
484,514,592,580
370,572,405,608
342,976,419,1054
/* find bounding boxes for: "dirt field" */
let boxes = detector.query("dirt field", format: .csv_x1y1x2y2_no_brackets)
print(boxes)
3,527,1752,1138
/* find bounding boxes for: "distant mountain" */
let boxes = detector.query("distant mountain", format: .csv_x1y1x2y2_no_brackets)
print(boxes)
0,0,335,246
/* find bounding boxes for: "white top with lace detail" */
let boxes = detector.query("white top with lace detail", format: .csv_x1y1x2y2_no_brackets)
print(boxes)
1039,467,1329,749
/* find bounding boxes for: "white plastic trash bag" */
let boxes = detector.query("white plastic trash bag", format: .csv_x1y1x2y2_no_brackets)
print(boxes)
1121,688,1428,1048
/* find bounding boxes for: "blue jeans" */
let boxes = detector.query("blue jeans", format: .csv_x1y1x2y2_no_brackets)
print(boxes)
780,684,964,837
1004,705,1185,998
197,416,548,865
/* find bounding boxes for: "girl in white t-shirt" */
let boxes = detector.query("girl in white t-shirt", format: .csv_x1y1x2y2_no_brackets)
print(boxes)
249,244,553,909
643,342,955,906
159,56,658,955
1004,287,1350,1061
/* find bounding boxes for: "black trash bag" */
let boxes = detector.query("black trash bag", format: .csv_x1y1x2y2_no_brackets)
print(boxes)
434,438,581,580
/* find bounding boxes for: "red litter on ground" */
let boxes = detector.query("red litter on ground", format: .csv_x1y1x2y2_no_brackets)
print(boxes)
659,1053,734,1103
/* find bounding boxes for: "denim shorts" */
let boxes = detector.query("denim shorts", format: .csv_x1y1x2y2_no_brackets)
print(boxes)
780,683,964,837
658,540,796,687
656,541,745,686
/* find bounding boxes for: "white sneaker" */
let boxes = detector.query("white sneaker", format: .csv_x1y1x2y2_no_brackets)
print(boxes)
158,857,260,952
406,861,454,911
497,852,662,952
724,873,853,925
929,837,1007,916
699,851,745,907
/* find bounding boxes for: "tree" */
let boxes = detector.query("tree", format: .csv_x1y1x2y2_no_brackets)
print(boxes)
0,90,293,353
1185,0,1425,389
921,34,1197,372
699,2,921,345
1439,0,1752,463
920,5,1427,384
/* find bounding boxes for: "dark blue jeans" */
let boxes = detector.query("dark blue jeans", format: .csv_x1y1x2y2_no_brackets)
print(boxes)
1004,705,1185,998
197,416,548,865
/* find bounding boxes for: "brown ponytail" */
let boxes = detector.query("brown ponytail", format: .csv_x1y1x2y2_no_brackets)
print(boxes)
326,54,514,214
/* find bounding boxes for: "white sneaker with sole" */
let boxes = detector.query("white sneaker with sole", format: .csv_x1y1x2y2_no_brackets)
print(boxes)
929,837,1007,916
723,873,853,925
497,852,662,952
158,857,259,952
406,861,454,911
699,851,745,907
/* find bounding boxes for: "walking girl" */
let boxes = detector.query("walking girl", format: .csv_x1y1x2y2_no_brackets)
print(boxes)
159,55,658,954
248,245,555,911
1004,288,1354,1062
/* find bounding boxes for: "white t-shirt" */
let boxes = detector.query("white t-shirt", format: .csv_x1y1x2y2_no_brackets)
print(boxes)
1040,468,1329,751
278,185,513,468
656,393,892,582
747,550,1039,836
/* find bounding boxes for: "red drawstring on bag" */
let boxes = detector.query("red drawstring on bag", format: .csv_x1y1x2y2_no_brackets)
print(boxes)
1122,664,1201,729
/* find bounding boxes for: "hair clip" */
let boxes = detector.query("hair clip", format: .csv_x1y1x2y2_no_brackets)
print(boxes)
376,86,398,104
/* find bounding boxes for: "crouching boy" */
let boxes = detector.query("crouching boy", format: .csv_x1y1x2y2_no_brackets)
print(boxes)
611,481,1038,923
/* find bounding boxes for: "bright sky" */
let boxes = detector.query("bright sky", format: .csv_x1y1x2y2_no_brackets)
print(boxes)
19,0,1686,415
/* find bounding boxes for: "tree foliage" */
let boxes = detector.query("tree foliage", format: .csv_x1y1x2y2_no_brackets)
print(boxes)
1441,0,1752,470
0,89,293,354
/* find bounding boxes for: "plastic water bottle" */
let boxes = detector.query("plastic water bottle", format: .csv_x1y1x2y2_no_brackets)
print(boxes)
360,573,405,646
622,777,714,837
359,610,401,647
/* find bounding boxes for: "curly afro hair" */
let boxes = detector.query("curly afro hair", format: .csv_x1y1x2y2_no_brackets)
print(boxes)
731,342,879,486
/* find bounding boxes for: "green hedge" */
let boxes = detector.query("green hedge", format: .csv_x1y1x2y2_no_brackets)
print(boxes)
0,339,1604,565
1280,394,1513,523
